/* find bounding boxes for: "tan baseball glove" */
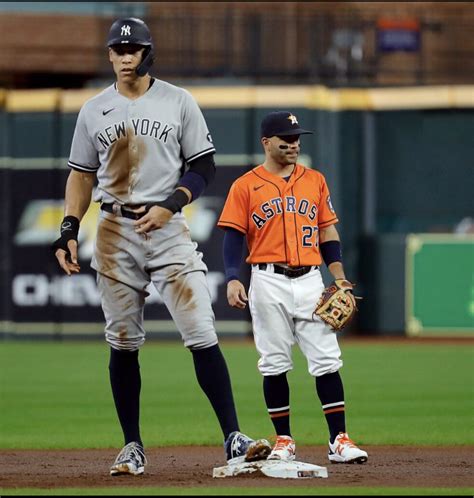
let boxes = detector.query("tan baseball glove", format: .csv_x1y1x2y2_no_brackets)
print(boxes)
313,279,360,331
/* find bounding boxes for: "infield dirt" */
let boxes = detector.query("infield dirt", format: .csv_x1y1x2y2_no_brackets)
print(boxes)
1,446,472,490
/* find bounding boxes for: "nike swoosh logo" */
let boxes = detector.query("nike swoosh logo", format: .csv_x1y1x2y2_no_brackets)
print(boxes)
253,184,265,191
102,108,115,116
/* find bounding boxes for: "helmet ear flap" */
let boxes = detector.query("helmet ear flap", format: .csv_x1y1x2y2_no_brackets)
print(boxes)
136,45,154,77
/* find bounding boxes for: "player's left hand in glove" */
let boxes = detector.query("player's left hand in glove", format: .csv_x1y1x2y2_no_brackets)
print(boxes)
313,279,360,331
51,215,81,276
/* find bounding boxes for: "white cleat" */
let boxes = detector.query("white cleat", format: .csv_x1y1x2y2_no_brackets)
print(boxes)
328,432,368,464
267,435,296,461
110,441,147,476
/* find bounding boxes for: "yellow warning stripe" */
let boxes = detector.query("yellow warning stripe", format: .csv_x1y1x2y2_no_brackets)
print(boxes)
5,89,61,112
1,85,473,112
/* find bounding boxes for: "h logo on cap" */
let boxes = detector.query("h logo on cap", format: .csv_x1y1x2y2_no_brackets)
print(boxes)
260,111,313,138
121,25,131,36
288,114,298,125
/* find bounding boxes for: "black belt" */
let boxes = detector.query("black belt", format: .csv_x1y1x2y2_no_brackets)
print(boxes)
101,203,144,220
257,263,318,279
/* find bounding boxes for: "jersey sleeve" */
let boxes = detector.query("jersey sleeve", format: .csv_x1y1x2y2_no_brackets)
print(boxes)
180,90,216,163
217,181,249,234
318,175,339,228
67,105,100,173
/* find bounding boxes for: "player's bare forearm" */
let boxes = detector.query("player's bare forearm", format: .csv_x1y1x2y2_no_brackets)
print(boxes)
64,170,95,220
227,280,248,309
54,170,94,276
319,224,340,244
327,262,346,280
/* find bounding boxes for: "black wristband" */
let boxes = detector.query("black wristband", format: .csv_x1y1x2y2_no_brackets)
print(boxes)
146,189,189,214
51,215,80,254
60,216,80,239
320,240,342,267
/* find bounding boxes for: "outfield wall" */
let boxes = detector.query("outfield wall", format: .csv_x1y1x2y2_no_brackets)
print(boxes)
0,85,472,338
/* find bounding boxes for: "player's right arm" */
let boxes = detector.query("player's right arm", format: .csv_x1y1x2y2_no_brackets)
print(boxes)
64,169,95,220
223,227,248,309
218,179,250,308
53,170,95,276
54,102,99,275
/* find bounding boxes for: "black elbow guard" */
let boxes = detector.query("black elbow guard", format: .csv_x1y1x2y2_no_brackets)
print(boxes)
188,153,216,185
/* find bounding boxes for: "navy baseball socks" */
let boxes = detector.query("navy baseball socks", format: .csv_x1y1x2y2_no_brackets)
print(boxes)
109,348,143,446
316,371,346,443
109,344,237,449
109,348,147,475
190,344,240,438
263,372,297,461
263,372,292,437
316,371,368,464
191,344,271,463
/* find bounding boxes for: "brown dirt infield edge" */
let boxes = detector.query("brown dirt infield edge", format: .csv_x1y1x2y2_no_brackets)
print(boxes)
1,446,473,490
2,338,473,490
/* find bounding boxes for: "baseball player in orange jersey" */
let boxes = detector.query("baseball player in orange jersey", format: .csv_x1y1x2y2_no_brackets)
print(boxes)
217,111,368,464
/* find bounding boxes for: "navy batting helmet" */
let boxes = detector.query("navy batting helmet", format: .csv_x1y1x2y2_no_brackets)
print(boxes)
107,17,154,77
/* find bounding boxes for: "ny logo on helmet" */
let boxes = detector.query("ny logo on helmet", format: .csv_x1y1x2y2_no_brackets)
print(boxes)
121,25,131,36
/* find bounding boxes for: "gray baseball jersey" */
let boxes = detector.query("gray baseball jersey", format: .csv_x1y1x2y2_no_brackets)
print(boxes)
68,78,215,204
67,78,219,351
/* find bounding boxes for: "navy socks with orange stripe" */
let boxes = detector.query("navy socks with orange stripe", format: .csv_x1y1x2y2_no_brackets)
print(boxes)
316,371,346,444
263,373,292,437
264,371,347,443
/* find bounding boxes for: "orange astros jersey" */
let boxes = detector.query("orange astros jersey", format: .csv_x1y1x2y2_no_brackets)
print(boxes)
218,163,338,266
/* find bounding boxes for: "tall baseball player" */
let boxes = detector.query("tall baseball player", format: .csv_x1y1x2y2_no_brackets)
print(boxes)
52,17,271,476
217,111,368,464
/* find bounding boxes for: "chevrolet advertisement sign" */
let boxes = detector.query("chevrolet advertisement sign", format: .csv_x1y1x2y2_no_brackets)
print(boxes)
3,168,252,337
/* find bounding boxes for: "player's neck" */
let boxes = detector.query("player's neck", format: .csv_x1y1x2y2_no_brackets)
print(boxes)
262,160,296,178
115,75,152,100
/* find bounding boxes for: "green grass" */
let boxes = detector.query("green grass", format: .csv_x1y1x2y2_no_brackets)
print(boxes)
1,340,473,449
1,340,473,495
1,487,473,496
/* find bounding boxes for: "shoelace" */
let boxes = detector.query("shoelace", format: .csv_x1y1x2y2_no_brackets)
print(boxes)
274,437,294,452
336,433,356,448
231,435,243,451
117,443,147,465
